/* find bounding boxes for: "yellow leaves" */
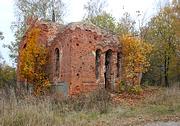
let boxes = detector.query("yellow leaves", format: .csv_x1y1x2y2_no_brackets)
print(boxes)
19,27,49,95
120,34,153,85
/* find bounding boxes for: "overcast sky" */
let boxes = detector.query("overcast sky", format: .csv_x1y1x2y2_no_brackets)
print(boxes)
0,0,167,66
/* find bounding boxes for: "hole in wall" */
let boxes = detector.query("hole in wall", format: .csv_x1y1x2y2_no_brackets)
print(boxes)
23,43,27,48
94,35,98,40
76,43,79,46
76,73,79,77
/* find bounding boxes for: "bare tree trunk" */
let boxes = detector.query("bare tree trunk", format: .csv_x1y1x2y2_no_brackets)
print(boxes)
164,55,170,87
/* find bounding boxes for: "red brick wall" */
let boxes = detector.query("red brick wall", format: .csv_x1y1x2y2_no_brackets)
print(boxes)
48,29,72,86
50,26,121,95
69,28,100,94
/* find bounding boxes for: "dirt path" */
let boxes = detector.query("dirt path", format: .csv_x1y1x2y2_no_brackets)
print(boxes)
144,121,180,126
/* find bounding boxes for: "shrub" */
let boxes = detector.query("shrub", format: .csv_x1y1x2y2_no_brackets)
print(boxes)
119,81,143,95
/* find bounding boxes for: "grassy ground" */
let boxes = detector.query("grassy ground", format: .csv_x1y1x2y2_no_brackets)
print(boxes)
0,86,179,126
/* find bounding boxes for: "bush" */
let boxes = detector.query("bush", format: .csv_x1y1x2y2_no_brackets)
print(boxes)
119,81,143,95
130,85,143,95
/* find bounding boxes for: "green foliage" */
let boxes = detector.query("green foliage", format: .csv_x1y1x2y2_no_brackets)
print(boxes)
119,81,143,95
85,11,137,36
84,0,137,35
131,85,143,95
142,5,180,86
0,62,16,89
88,12,117,32
119,81,126,92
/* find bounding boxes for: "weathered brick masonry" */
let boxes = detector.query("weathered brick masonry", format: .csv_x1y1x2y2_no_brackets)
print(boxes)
17,18,122,95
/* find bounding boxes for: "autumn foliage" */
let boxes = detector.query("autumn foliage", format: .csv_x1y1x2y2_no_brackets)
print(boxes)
120,35,153,86
19,27,49,95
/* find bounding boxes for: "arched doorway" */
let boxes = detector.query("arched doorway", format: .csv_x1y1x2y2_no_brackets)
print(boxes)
95,49,101,79
117,52,121,77
105,49,112,90
55,48,60,76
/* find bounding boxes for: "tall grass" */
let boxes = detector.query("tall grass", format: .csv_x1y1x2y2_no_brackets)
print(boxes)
143,85,180,106
0,85,179,126
0,88,112,126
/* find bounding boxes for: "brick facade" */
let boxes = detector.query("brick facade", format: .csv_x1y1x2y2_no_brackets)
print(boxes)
17,18,122,95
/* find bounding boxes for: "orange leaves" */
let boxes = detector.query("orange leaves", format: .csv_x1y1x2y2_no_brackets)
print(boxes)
120,34,153,85
19,27,49,95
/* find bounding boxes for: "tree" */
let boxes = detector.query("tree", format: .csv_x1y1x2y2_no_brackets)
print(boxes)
84,10,137,38
6,0,65,63
84,0,114,32
84,0,107,20
0,31,4,64
120,35,152,86
14,0,65,23
0,42,16,94
0,31,4,40
170,1,180,82
142,6,178,86
84,0,138,36
172,0,180,17
88,12,117,32
0,63,16,89
116,12,137,36
19,27,49,95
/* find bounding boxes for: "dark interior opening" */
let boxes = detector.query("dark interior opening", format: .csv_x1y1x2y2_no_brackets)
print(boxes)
117,52,121,77
96,49,101,79
105,49,112,90
55,48,60,76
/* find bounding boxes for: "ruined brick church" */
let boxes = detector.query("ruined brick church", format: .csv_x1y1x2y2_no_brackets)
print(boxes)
17,18,122,95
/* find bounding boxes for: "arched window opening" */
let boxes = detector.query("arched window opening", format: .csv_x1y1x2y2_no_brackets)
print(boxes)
105,49,112,89
117,52,121,77
55,48,60,76
96,49,101,79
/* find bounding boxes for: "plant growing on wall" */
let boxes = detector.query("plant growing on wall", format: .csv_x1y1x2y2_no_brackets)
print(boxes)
19,27,49,95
